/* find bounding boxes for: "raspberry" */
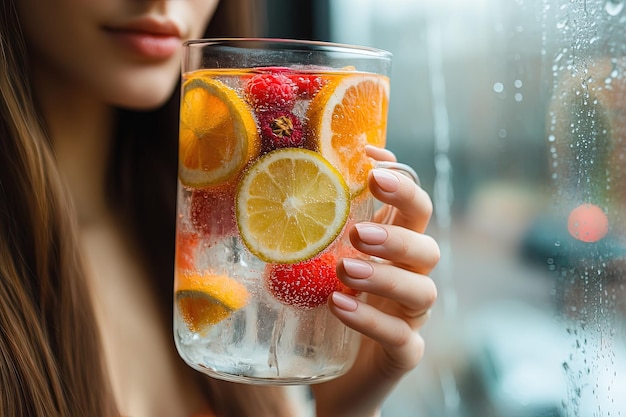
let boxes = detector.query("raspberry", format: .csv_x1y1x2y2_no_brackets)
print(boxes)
289,73,327,98
258,111,304,152
255,66,291,73
265,253,343,309
244,72,297,111
189,188,237,238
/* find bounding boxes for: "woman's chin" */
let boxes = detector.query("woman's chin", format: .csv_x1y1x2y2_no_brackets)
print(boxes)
104,72,179,111
111,89,176,111
118,98,172,111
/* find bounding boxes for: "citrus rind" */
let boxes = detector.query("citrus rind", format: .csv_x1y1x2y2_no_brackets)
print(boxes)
178,76,259,188
306,73,390,196
175,272,250,334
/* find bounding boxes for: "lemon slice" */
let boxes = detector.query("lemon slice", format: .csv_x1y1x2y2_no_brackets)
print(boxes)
179,76,259,188
236,148,350,264
306,73,390,196
175,272,249,334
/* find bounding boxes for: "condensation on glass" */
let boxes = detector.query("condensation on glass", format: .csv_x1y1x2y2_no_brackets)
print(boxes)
545,1,626,416
329,0,626,415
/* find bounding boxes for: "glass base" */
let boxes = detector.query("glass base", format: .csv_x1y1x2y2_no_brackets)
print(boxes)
187,362,347,385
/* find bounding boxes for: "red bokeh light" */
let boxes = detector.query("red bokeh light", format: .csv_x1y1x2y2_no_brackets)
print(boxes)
567,203,609,243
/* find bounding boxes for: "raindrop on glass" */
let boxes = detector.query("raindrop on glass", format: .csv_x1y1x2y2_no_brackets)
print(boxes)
605,0,624,16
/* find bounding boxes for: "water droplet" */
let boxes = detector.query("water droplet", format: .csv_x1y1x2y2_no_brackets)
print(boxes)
493,82,504,93
549,134,556,142
605,0,624,16
514,93,523,102
554,52,564,63
514,79,523,88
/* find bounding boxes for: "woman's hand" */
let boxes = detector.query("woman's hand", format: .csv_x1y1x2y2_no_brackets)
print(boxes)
311,146,439,417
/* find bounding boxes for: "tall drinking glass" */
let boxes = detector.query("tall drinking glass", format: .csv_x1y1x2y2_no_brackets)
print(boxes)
173,38,416,384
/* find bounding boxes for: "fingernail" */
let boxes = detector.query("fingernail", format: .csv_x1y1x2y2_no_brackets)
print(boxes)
355,223,388,245
372,169,400,192
342,258,373,279
331,292,358,312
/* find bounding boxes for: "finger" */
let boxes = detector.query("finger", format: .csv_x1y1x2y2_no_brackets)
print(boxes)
369,168,433,233
337,258,437,319
405,308,432,329
349,222,440,274
365,145,397,162
328,293,426,372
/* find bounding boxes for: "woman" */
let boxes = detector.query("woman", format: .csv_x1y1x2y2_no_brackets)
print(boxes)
0,0,439,416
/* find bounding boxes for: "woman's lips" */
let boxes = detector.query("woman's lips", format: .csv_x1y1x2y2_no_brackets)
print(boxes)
104,18,183,60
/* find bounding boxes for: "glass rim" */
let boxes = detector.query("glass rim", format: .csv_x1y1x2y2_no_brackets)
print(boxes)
182,37,392,59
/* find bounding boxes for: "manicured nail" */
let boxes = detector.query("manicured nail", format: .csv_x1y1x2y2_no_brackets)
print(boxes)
355,223,388,245
331,292,358,312
372,168,400,193
342,258,373,279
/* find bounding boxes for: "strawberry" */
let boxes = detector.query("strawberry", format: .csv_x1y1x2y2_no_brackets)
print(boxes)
175,231,200,271
265,253,344,309
244,72,297,112
258,110,304,152
189,188,237,238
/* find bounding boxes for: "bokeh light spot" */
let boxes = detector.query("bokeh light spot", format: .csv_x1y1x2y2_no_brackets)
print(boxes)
567,203,609,243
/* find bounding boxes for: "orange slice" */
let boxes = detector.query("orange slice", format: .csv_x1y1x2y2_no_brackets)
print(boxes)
236,148,350,264
179,76,259,188
306,73,390,195
175,272,249,334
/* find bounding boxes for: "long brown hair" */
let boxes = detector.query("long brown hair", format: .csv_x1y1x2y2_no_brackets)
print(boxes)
0,0,292,415
0,0,118,415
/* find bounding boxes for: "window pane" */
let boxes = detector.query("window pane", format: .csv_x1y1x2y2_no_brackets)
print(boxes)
329,0,626,415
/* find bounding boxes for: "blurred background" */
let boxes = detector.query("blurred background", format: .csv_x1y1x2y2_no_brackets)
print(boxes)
261,0,626,415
